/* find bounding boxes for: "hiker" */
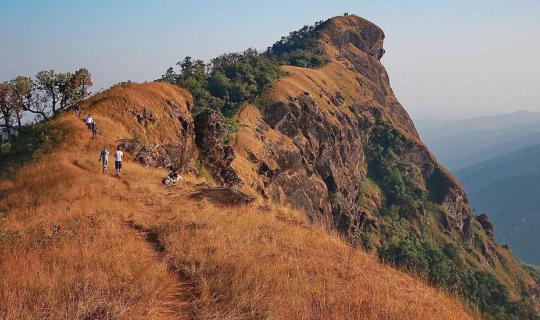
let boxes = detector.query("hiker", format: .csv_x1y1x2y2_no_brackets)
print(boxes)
114,146,124,176
75,104,81,118
98,146,109,174
85,114,93,129
162,167,183,185
90,121,98,138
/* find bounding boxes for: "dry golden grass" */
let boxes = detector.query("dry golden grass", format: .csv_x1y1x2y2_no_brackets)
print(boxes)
0,82,478,319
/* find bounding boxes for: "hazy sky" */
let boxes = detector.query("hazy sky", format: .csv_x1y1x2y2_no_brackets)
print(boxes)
1,0,539,119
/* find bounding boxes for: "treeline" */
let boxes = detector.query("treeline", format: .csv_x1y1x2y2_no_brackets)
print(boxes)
0,68,93,140
264,20,328,68
162,49,283,116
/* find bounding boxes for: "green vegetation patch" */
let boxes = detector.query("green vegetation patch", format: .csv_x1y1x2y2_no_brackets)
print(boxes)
365,122,425,218
162,49,284,117
362,119,538,319
265,21,329,68
0,121,69,177
162,20,331,120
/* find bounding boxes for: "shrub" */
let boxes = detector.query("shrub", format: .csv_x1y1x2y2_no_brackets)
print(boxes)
0,121,69,177
223,119,240,144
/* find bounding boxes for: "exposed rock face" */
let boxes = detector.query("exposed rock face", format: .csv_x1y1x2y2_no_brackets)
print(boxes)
123,100,195,171
89,82,196,172
476,213,495,238
194,110,242,186
230,15,538,300
260,92,369,233
234,16,472,237
118,139,191,170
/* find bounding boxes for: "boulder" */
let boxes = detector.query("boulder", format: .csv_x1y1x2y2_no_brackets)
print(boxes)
194,110,242,186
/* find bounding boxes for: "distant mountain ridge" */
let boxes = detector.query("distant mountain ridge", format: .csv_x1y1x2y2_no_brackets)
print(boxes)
456,144,540,266
418,111,540,267
416,110,540,170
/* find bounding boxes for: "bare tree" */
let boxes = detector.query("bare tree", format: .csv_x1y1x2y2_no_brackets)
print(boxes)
27,69,93,120
9,76,34,130
28,70,60,120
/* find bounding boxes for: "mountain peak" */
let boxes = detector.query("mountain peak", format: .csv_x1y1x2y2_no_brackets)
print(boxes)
318,15,386,60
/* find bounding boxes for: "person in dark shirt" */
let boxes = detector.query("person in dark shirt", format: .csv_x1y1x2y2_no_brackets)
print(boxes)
90,121,98,138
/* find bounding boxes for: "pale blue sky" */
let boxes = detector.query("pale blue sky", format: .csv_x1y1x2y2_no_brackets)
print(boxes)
1,0,539,119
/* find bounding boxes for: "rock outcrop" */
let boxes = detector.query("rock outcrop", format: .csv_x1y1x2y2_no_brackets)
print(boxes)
476,213,495,238
195,110,242,186
86,83,196,171
191,187,253,206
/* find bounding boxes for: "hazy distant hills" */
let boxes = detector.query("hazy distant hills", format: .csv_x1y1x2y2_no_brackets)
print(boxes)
417,111,540,266
457,145,540,266
416,111,540,171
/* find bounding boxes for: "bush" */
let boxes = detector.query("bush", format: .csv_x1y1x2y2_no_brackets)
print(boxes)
223,119,240,144
380,233,429,272
460,271,512,318
0,121,69,177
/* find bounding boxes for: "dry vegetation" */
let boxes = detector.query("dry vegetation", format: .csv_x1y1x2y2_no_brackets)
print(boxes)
0,83,477,319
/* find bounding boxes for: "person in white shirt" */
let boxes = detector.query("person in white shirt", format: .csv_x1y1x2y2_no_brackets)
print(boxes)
85,114,94,129
114,146,124,176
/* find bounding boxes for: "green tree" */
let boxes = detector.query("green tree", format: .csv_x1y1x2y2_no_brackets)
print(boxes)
162,50,283,117
265,21,328,68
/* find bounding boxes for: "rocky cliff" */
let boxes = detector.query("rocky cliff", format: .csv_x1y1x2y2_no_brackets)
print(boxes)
223,16,539,314
229,16,477,241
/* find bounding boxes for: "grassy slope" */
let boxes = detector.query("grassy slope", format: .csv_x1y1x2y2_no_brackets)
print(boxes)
0,82,477,319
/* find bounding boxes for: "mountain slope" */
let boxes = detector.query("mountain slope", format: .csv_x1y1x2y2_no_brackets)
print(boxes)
456,144,540,266
0,82,477,319
219,16,539,317
1,15,539,319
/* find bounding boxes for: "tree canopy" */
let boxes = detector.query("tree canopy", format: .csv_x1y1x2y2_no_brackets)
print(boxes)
162,49,283,116
264,20,328,68
0,68,92,141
